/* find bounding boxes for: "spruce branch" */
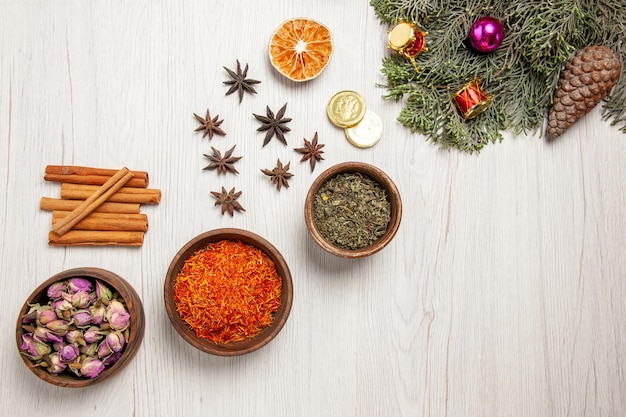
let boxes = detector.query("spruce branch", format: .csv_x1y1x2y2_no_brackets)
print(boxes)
371,0,626,152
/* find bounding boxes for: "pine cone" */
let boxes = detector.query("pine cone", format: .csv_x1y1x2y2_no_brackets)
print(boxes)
546,45,621,139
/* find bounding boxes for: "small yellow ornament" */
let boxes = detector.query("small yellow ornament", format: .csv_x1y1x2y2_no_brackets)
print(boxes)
387,20,428,72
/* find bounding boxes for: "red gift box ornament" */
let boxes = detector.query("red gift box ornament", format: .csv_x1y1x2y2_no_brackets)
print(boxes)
387,20,428,72
452,78,492,119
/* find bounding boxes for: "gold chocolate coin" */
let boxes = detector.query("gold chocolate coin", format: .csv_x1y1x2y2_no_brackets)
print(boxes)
345,110,383,148
326,90,367,128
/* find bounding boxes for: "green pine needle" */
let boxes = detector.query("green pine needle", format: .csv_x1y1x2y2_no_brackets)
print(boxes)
371,0,626,152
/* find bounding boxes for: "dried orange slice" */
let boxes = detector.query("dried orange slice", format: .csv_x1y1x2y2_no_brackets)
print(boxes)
269,18,333,82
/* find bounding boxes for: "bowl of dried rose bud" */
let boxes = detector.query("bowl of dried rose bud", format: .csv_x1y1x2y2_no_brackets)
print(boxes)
164,228,293,356
304,161,402,258
15,267,145,387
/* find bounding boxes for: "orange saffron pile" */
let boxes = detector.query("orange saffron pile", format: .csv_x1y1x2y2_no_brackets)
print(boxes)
173,240,282,344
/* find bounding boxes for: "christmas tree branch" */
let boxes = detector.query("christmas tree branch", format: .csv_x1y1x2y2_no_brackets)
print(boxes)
371,0,626,151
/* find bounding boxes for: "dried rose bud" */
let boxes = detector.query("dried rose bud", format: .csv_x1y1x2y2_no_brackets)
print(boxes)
103,351,122,366
72,310,92,327
84,327,105,344
68,277,93,293
95,280,113,305
71,290,92,309
80,357,105,379
47,281,67,299
46,319,70,336
65,329,86,346
37,308,58,326
20,333,51,360
97,340,114,359
54,299,73,321
106,300,130,331
46,352,67,375
21,309,38,324
89,303,106,325
33,326,64,345
105,332,125,353
81,342,98,357
59,344,80,362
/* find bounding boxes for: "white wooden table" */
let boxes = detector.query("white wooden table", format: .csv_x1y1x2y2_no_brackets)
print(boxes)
2,1,625,416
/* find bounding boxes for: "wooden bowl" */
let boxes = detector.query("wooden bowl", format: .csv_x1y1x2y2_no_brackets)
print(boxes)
164,228,293,356
15,267,145,388
304,161,402,258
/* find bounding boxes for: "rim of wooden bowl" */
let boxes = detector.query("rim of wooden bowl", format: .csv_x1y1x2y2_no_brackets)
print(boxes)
163,228,294,356
304,161,402,258
15,267,145,388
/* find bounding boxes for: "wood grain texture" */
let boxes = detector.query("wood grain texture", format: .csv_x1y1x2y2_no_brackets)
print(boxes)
1,1,625,416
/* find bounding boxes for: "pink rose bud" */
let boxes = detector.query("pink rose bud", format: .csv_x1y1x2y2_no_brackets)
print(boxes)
89,303,106,325
54,299,74,321
103,351,122,366
37,308,58,325
105,332,125,352
72,310,92,327
34,326,64,344
20,333,51,360
106,300,130,331
68,277,93,293
65,329,86,346
71,291,92,309
46,319,70,336
59,344,80,362
46,352,67,375
95,280,113,305
97,340,114,359
47,281,67,299
82,342,98,357
80,357,105,379
21,309,38,324
84,327,105,344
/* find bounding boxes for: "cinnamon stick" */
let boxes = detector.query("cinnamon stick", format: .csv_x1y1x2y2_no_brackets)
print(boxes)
60,183,161,204
44,173,148,188
52,211,148,232
52,168,134,235
48,230,144,246
45,165,149,188
40,197,141,214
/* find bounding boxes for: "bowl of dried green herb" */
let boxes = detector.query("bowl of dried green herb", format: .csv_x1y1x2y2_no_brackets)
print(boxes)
164,228,293,356
304,162,402,258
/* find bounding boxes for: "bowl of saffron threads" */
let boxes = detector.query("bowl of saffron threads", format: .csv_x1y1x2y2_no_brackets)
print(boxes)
15,267,145,388
304,161,402,258
164,228,293,356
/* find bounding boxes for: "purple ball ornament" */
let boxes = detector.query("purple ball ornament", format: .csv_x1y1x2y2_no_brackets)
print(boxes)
468,16,505,53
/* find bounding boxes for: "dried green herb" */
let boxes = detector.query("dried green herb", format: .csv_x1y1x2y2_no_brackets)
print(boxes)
312,173,391,250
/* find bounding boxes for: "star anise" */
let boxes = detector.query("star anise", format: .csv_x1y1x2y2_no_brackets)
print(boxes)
193,109,226,140
223,60,261,103
294,132,325,172
253,103,291,146
203,145,242,175
261,159,294,191
210,186,245,216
